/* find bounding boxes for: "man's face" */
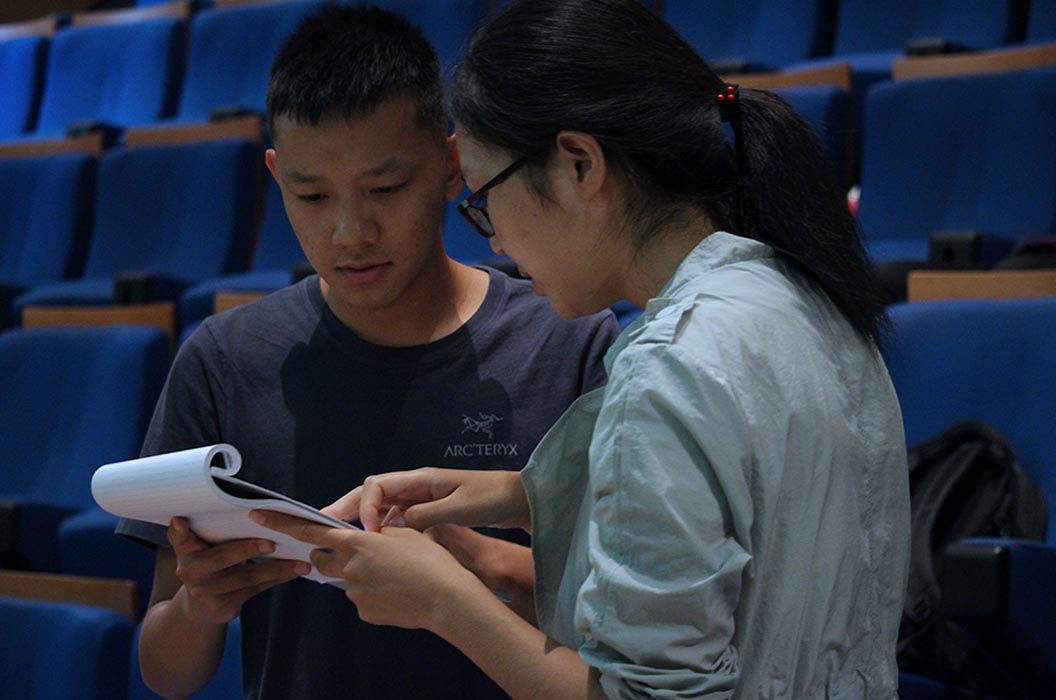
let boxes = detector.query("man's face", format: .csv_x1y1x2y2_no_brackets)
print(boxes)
266,96,462,325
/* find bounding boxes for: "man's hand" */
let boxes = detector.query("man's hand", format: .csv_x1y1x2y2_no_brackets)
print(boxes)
168,516,309,624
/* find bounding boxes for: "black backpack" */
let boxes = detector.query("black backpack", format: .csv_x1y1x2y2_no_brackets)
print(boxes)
897,421,1048,697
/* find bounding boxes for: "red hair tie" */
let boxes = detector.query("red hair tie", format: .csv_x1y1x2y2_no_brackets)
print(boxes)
716,84,739,123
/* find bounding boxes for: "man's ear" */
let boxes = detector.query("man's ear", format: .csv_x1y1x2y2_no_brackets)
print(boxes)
553,131,607,200
444,134,465,202
264,149,280,186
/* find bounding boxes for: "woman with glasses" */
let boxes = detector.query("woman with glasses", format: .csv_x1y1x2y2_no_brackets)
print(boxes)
255,0,910,698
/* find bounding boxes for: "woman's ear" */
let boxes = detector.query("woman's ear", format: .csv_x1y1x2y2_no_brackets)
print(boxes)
552,131,607,201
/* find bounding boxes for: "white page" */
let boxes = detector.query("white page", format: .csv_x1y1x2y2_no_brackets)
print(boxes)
92,444,358,587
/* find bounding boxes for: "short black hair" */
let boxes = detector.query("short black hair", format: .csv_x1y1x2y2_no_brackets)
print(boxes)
267,4,446,139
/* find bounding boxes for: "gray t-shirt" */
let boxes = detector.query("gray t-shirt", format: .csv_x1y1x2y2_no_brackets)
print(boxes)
118,269,619,700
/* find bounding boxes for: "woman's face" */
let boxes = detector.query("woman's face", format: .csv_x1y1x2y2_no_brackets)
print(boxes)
455,132,627,318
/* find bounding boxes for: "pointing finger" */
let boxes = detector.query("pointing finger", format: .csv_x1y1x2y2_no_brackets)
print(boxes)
321,486,363,524
249,510,346,548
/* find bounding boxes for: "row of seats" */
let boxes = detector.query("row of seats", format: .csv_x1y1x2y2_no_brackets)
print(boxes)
0,324,241,698
0,326,168,572
0,1,501,335
514,0,1056,72
0,0,488,147
859,63,1056,264
665,0,1056,73
5,61,1054,332
3,0,1055,147
0,136,499,333
2,0,1051,285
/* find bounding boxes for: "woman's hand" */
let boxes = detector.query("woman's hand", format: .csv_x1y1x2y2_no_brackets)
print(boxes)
427,524,538,625
322,468,530,533
249,510,491,633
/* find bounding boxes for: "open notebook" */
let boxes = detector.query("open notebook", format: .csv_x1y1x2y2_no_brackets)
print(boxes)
91,444,357,587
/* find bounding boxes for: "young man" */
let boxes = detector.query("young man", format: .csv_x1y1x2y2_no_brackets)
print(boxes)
116,6,618,700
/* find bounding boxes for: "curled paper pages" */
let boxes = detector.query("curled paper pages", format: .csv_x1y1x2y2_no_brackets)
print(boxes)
91,444,358,587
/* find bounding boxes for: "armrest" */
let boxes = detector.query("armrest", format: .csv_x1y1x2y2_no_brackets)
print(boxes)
710,57,771,75
940,539,1011,622
209,105,262,123
906,37,971,56
0,501,20,568
0,570,137,621
0,500,80,571
113,271,190,304
928,230,1016,269
944,538,1056,691
0,283,25,327
65,120,123,149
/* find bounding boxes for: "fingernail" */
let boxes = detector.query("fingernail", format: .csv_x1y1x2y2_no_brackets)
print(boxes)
248,511,264,524
259,541,275,554
294,563,310,575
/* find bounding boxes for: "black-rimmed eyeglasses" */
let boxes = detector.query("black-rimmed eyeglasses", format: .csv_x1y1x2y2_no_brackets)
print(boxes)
456,156,528,239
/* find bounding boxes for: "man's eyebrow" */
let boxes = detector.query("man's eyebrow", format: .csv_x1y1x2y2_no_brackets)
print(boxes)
364,157,407,177
282,158,409,183
285,171,320,184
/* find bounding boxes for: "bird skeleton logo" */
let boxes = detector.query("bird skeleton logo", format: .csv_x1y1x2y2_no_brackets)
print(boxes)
461,413,503,440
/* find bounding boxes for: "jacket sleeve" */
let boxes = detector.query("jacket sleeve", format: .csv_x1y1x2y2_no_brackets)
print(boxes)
575,342,754,699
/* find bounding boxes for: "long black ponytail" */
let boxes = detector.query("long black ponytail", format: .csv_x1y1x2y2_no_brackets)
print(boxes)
722,88,888,344
451,0,887,344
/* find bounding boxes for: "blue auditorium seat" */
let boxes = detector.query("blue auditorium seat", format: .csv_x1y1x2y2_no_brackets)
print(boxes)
12,139,259,318
772,85,851,187
831,0,1023,59
369,0,489,77
179,320,202,347
129,616,242,699
858,66,1056,264
885,297,1056,537
1027,0,1056,43
664,0,836,72
57,506,156,621
171,0,327,125
177,174,305,327
0,326,168,571
793,0,1026,75
786,0,1028,154
0,597,133,700
0,35,47,139
884,297,1056,695
0,153,96,327
28,17,185,139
